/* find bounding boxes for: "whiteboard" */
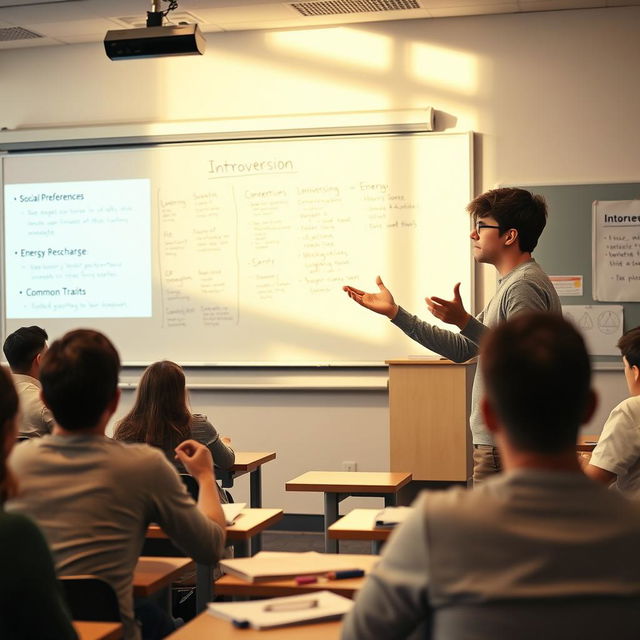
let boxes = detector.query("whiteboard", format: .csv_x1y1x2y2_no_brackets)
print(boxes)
1,132,473,365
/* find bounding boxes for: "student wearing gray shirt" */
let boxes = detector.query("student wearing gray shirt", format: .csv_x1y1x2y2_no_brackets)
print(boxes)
342,314,640,640
7,330,226,640
113,360,235,500
344,188,560,483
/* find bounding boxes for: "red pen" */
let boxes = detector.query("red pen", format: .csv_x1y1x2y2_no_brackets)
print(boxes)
294,569,365,585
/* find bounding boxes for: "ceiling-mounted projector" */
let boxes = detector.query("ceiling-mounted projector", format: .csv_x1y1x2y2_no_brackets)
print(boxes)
104,23,206,60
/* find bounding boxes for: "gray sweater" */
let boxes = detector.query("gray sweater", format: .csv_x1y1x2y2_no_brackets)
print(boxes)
7,435,224,640
393,259,560,444
342,470,640,640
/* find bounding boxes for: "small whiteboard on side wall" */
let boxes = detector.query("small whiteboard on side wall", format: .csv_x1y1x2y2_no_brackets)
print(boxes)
1,131,473,365
592,200,640,302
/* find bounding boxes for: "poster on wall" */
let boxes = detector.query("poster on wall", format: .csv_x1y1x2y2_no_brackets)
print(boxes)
562,305,623,356
592,200,640,301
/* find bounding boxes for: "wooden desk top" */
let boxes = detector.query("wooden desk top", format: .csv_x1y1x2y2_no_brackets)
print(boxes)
215,553,378,599
133,556,195,597
167,612,342,639
577,435,599,452
146,508,284,541
73,621,123,640
286,471,412,493
328,508,391,542
231,451,276,473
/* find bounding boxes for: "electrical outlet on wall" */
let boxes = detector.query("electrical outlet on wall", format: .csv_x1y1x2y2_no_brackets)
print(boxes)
342,461,357,472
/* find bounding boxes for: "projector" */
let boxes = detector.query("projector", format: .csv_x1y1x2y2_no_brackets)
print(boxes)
104,24,206,60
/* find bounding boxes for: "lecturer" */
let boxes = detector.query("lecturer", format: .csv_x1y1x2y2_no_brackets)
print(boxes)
343,187,560,484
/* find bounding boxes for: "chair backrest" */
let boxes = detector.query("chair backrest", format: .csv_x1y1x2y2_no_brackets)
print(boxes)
180,474,200,500
59,575,120,622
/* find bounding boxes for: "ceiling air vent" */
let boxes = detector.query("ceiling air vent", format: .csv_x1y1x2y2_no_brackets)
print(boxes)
0,26,42,41
290,0,421,16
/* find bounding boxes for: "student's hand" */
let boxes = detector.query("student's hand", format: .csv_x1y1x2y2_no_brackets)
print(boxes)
175,440,216,481
425,283,471,330
221,436,231,445
343,276,399,320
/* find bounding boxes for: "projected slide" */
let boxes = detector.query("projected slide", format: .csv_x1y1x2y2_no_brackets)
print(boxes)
4,179,151,319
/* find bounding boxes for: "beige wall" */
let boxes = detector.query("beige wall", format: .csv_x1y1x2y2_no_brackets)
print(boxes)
2,6,637,511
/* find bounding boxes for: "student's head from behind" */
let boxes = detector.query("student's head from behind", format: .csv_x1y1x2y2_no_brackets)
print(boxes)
40,329,120,432
114,360,190,449
0,366,19,502
618,326,640,395
2,325,49,376
480,312,594,454
467,187,547,254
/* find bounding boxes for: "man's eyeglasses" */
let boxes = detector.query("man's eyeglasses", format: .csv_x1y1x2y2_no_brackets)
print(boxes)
474,222,501,234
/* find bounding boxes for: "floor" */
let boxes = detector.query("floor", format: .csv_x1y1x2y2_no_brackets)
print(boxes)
260,530,372,555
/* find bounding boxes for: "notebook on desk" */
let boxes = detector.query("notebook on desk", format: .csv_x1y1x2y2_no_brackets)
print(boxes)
208,590,353,629
222,502,246,525
374,506,415,528
219,551,369,582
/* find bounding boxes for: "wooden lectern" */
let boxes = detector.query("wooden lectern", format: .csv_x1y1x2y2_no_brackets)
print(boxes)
387,359,476,483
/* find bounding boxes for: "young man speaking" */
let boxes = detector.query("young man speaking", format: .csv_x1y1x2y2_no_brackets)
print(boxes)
344,187,560,483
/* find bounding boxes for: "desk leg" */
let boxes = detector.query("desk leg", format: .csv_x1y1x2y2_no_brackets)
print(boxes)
234,539,250,558
196,563,213,613
249,468,262,554
324,493,339,554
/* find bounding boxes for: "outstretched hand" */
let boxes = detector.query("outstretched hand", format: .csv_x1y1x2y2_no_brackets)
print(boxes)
343,276,399,320
425,282,470,329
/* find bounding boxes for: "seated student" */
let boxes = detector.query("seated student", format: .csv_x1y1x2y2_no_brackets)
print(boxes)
7,330,226,640
113,360,235,481
342,313,640,640
2,325,56,438
586,326,640,497
0,365,77,639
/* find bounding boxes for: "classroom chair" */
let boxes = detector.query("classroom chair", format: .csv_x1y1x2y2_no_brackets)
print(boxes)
59,574,120,622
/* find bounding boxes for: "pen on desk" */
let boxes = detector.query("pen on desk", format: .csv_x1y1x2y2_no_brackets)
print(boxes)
295,569,365,585
263,598,319,612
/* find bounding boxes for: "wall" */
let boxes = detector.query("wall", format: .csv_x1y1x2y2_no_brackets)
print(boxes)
2,6,639,512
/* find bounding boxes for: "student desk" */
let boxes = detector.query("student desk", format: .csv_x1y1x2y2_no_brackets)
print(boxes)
220,451,277,508
73,621,123,640
221,451,277,554
285,471,412,553
166,612,342,639
577,435,599,452
146,507,284,557
215,553,379,599
327,508,393,554
133,556,195,597
145,509,283,613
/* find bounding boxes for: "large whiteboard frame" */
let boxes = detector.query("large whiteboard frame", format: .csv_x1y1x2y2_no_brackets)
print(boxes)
2,129,474,366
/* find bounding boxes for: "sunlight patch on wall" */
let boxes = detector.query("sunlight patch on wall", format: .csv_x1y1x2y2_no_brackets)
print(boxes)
409,41,478,94
266,26,392,73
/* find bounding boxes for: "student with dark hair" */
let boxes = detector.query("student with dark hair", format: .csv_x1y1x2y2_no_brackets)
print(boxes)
586,326,640,497
114,360,235,499
344,187,560,483
342,313,640,640
114,360,234,472
0,366,78,640
2,325,55,438
7,329,226,640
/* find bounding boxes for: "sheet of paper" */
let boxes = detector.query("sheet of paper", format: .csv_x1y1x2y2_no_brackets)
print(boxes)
222,502,246,525
208,590,353,629
562,305,624,356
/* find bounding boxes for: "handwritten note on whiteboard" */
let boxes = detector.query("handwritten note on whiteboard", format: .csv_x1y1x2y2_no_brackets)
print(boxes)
592,200,640,302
